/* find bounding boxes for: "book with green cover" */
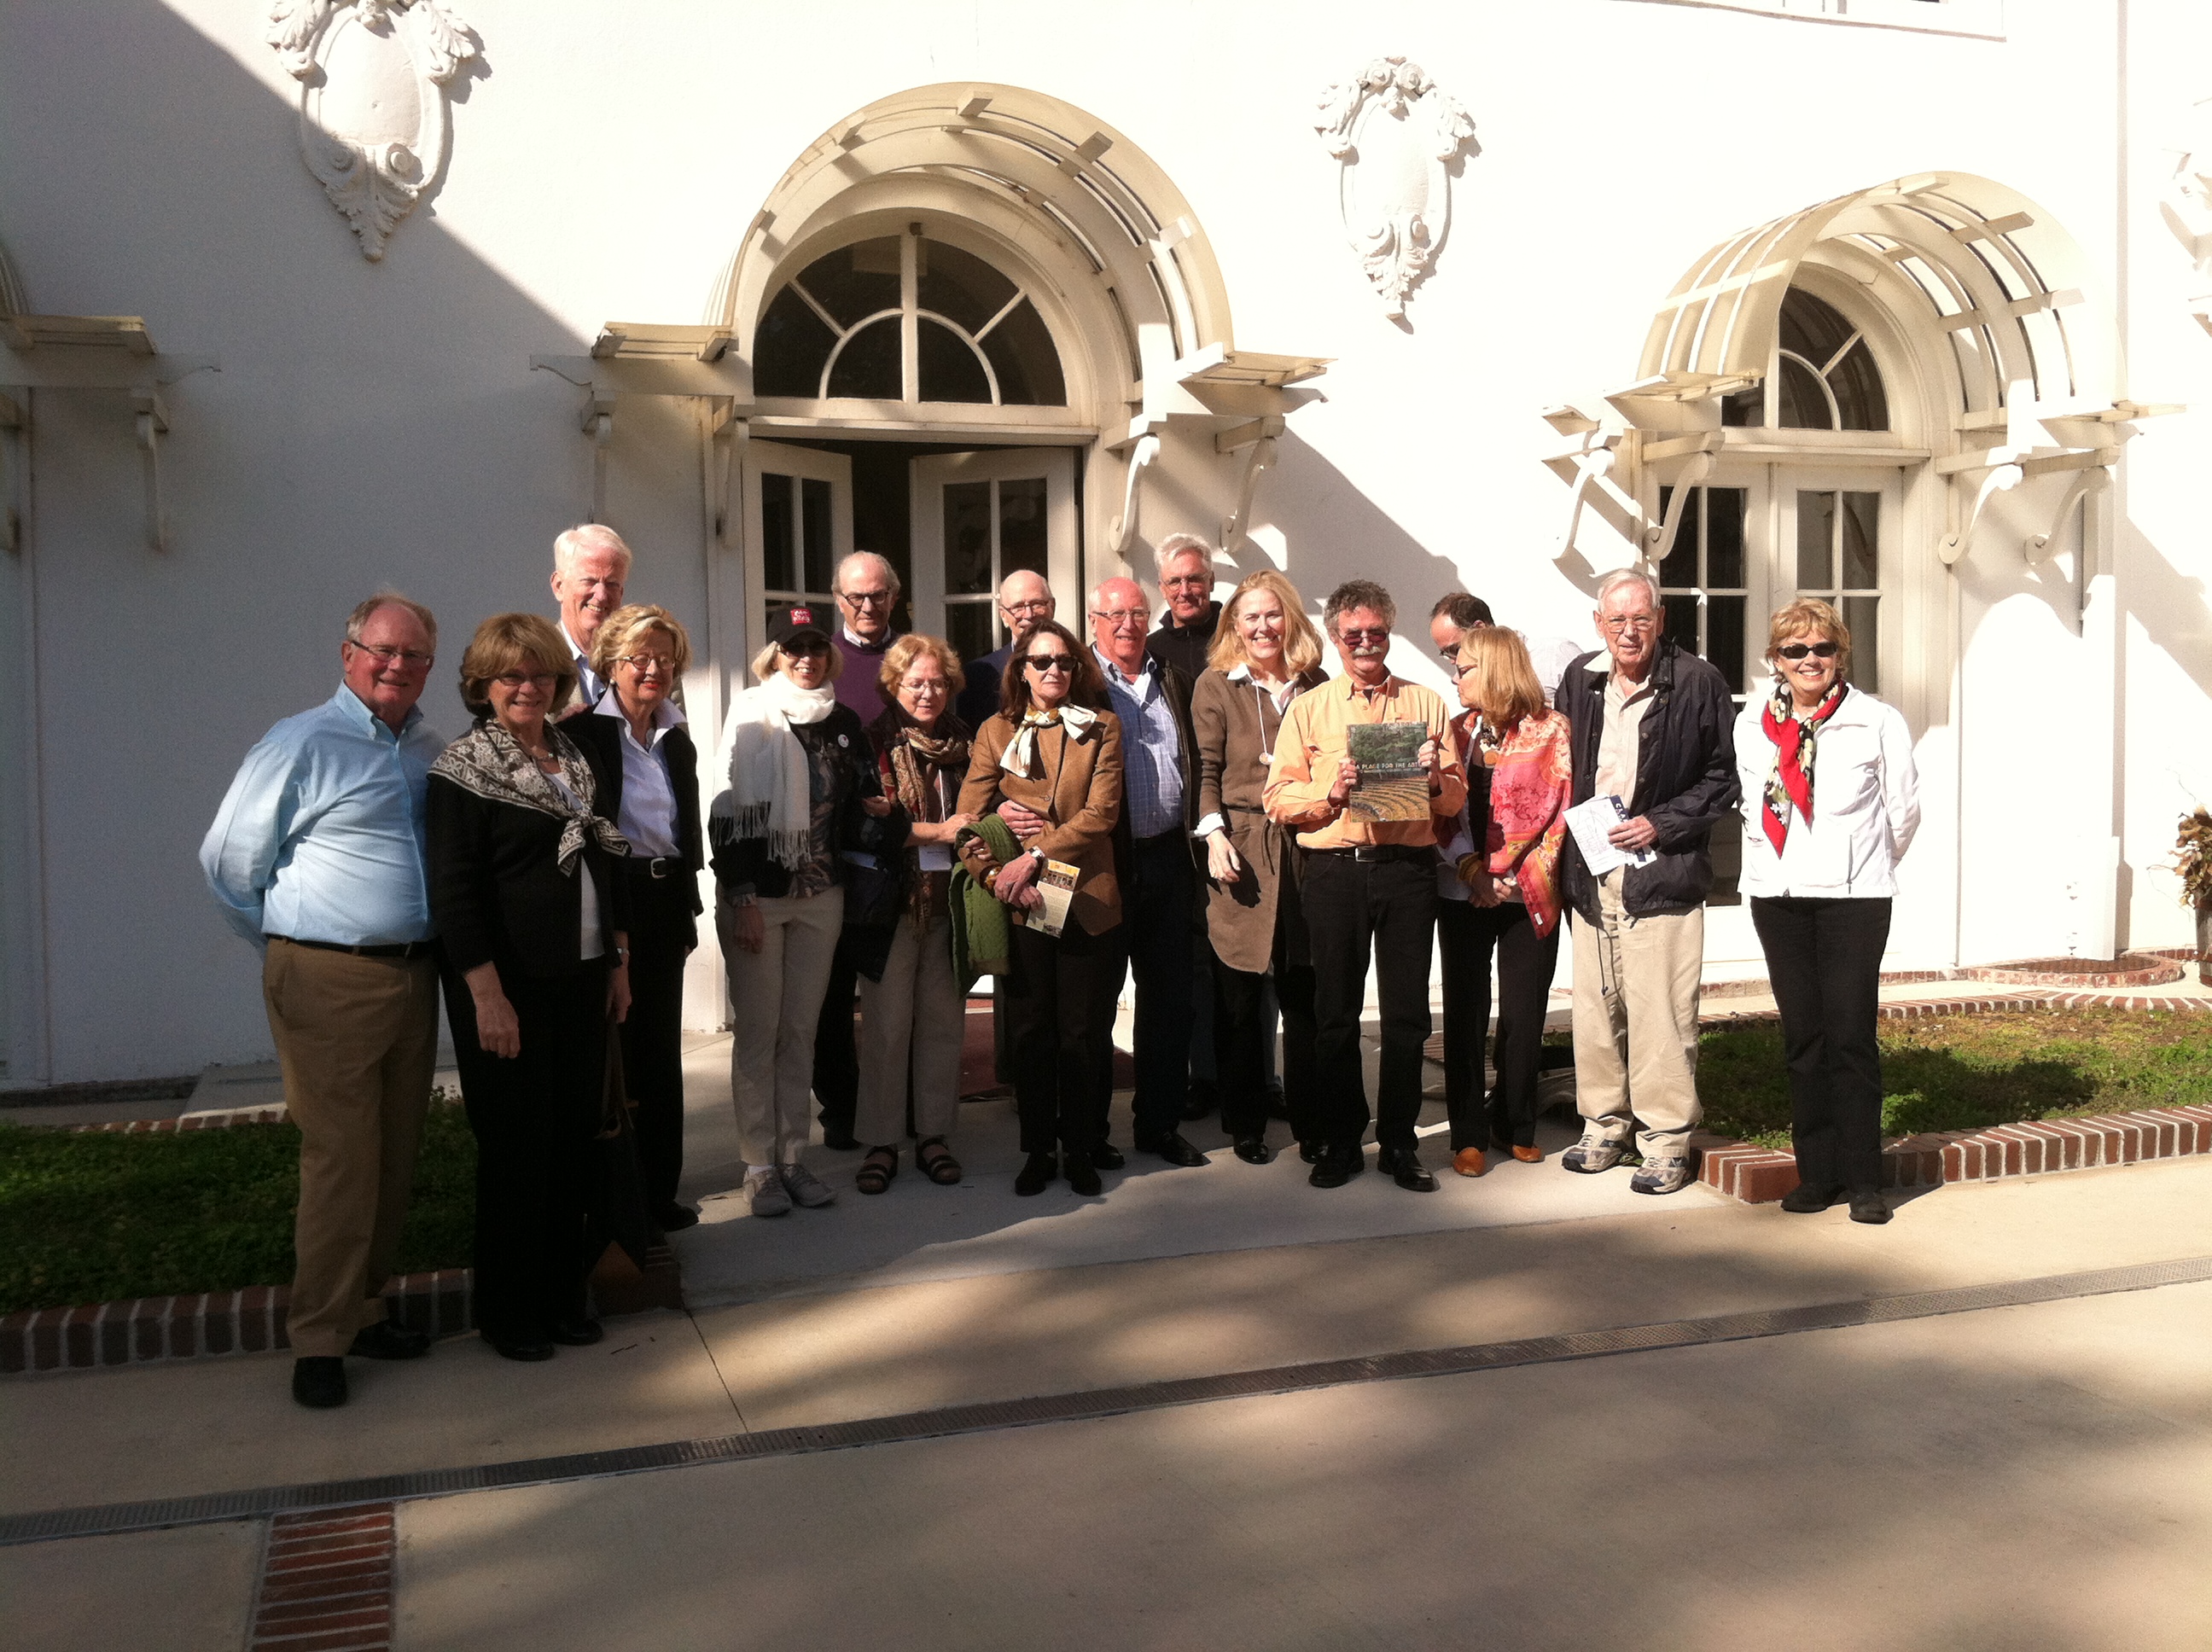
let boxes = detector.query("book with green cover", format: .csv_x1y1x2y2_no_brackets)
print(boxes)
1344,720,1430,823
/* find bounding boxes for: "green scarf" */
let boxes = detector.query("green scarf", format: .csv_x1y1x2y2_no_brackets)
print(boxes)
949,813,1022,990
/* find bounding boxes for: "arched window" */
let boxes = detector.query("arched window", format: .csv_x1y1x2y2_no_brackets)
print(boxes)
1721,287,1889,431
752,233,1067,405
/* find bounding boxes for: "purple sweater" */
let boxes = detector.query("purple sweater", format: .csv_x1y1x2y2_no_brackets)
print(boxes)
832,627,898,727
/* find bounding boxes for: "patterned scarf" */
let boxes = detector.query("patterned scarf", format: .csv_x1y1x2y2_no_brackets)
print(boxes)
431,719,630,875
874,707,971,927
722,670,837,870
999,702,1097,779
1452,711,1572,938
1760,679,1845,853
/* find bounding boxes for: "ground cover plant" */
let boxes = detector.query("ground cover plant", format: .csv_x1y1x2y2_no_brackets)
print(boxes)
0,1098,475,1315
1687,1007,2212,1149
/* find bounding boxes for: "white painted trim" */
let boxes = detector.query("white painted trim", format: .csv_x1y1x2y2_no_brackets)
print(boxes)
1612,0,2005,40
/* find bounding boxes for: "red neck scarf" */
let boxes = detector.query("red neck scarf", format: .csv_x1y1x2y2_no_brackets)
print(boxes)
1759,680,1844,853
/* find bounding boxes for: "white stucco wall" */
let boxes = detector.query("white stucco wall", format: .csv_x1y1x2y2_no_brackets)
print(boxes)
3,0,2209,1083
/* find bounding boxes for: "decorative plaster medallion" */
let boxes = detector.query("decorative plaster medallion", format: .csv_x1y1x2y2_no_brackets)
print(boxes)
266,0,478,261
1313,56,1478,322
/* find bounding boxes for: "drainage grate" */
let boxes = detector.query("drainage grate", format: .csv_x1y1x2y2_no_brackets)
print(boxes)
6,1254,2208,1548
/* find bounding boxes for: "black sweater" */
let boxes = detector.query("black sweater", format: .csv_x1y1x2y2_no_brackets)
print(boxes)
707,704,885,901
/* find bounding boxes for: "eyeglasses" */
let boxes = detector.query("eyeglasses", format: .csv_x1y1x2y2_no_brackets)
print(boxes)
1001,598,1053,616
839,590,894,609
1091,608,1148,626
1337,628,1390,644
492,672,558,690
348,643,434,668
1456,662,1481,678
1776,641,1841,660
1161,574,1211,592
1023,654,1077,672
614,653,676,672
1598,615,1658,634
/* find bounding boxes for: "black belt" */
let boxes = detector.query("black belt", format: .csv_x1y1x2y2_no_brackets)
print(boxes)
1133,829,1186,847
622,857,688,880
271,935,434,960
1301,843,1433,864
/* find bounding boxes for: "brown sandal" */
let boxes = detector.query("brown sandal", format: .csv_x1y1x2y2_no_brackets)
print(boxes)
915,1137,963,1185
855,1145,899,1195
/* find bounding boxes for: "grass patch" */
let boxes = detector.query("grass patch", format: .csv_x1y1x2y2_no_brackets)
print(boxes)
0,1098,475,1315
1686,1007,2212,1149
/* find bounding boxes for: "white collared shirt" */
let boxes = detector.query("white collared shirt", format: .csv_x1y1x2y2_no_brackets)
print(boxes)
594,693,686,860
562,621,607,713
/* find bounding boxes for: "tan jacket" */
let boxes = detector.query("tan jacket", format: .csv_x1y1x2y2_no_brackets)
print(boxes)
956,710,1125,936
1193,664,1326,974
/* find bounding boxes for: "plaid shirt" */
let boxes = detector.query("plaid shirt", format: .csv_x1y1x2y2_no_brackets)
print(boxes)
1093,646,1186,839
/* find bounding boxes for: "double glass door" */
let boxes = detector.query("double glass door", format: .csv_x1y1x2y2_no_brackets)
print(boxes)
909,449,1079,665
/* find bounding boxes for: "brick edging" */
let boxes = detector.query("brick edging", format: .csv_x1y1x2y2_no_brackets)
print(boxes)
1696,1104,2212,1204
0,1269,474,1377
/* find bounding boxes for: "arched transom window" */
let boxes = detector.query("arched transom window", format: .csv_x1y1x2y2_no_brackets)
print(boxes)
753,232,1067,406
1722,287,1889,431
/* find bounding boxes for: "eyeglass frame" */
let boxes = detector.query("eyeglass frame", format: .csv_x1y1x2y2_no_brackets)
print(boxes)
1022,654,1078,672
345,641,435,668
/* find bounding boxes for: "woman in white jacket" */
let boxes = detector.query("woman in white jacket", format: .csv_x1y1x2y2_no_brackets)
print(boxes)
1734,599,1919,1226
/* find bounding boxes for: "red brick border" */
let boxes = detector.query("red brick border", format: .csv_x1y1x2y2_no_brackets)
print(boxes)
249,1504,395,1651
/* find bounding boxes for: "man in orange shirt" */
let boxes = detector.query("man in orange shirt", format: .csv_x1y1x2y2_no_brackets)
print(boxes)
1265,579,1464,1190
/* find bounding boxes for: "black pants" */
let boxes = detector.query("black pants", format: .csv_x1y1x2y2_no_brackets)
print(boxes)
1303,850,1436,1153
1102,832,1196,1144
1750,895,1893,1189
620,872,696,1213
1215,959,1318,1143
1007,920,1125,1155
442,960,607,1343
812,946,860,1139
1436,898,1562,1149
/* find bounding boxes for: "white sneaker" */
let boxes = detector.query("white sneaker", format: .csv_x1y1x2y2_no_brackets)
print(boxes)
779,1161,836,1207
1561,1129,1627,1175
746,1166,792,1217
1630,1155,1696,1195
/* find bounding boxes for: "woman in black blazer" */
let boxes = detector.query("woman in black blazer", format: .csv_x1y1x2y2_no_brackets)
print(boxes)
428,613,632,1362
567,605,705,1232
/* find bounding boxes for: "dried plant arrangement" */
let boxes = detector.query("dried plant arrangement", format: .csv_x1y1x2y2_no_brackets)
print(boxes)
2173,808,2212,911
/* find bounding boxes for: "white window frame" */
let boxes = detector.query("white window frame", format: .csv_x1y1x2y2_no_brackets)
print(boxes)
1615,0,2004,40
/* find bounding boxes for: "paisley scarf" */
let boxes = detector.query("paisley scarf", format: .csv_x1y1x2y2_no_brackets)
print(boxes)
874,707,971,927
1452,710,1572,938
431,719,630,875
723,670,838,870
999,701,1097,779
1760,679,1845,853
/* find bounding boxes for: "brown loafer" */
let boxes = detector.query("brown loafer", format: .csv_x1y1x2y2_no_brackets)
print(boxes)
1452,1146,1487,1178
1511,1145,1543,1164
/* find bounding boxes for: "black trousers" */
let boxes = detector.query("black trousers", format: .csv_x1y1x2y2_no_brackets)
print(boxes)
1214,959,1318,1143
620,872,695,1213
1101,832,1196,1144
1302,850,1436,1153
1750,895,1893,1189
1007,920,1125,1155
442,960,607,1342
812,945,860,1139
1436,898,1561,1149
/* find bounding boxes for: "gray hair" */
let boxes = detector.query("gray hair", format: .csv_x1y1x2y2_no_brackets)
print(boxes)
345,590,437,651
1595,567,1662,612
834,550,901,601
1322,579,1396,634
1153,532,1215,577
553,523,633,577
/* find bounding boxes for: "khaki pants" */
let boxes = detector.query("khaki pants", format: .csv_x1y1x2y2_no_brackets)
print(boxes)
856,912,965,1148
720,886,844,1168
1570,871,1703,1159
261,939,439,1358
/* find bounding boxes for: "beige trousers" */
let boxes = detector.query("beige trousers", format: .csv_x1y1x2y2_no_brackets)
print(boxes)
261,939,439,1358
855,912,965,1148
1569,871,1704,1159
720,885,844,1168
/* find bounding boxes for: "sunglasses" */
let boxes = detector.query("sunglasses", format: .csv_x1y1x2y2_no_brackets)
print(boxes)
1023,654,1077,672
1776,642,1841,660
1338,628,1390,645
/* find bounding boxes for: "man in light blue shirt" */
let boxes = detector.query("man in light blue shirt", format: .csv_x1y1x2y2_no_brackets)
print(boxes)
201,593,447,1410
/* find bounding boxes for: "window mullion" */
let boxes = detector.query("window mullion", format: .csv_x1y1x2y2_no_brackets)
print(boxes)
900,232,919,403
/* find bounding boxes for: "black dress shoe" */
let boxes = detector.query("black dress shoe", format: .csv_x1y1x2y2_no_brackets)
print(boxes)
820,1131,862,1153
487,1335,556,1362
1780,1181,1847,1213
1377,1147,1438,1192
1180,1079,1220,1122
347,1321,431,1360
1091,1141,1126,1171
291,1356,347,1409
1014,1151,1057,1195
1848,1186,1892,1225
1308,1146,1365,1189
550,1316,604,1346
655,1203,701,1231
1136,1131,1208,1168
1298,1140,1324,1165
1232,1137,1275,1166
1063,1150,1103,1196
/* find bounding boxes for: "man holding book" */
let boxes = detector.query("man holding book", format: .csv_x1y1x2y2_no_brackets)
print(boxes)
1264,579,1464,1191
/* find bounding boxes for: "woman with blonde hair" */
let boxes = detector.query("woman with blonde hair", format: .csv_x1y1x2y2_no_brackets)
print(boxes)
709,603,894,1219
1735,598,1918,1225
1191,569,1330,1162
1438,625,1572,1176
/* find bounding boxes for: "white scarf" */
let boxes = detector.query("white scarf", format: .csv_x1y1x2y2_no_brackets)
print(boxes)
721,671,837,870
1000,701,1098,779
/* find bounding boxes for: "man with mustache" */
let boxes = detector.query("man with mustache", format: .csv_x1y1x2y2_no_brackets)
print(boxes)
550,524,632,716
1265,580,1464,1191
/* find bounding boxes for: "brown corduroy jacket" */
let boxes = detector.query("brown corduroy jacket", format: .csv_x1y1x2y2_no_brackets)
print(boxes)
956,710,1125,936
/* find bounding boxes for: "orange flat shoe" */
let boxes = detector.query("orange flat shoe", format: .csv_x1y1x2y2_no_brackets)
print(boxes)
1512,1145,1543,1164
1452,1146,1487,1178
